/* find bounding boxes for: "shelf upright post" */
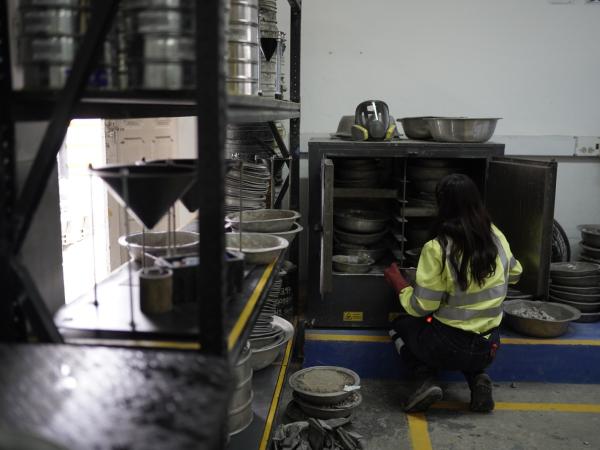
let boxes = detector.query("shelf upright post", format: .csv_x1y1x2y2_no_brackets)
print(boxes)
196,0,228,357
289,1,301,314
0,0,24,341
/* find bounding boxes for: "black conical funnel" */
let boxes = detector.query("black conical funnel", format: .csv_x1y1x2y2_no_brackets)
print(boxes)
91,164,195,229
146,159,199,212
261,37,278,61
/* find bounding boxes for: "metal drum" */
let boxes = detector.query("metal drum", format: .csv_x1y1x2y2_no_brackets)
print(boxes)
227,0,259,95
19,36,77,63
19,7,81,36
122,0,195,9
127,35,195,61
19,0,81,7
129,61,195,89
126,9,195,34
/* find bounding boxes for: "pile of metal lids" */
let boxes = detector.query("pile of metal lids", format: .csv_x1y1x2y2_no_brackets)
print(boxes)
225,161,270,213
18,0,118,89
549,262,600,323
578,224,600,264
286,366,362,420
227,0,260,95
248,314,294,371
120,0,195,89
333,208,390,273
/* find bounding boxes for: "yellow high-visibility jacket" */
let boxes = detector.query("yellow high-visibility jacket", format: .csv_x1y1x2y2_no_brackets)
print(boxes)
399,224,523,334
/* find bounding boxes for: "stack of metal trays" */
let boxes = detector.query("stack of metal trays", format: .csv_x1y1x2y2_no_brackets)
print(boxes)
226,122,276,160
225,161,270,213
249,315,294,371
18,0,118,89
227,0,260,95
120,0,195,89
549,262,600,323
333,208,390,272
578,225,600,264
287,366,362,420
334,159,380,188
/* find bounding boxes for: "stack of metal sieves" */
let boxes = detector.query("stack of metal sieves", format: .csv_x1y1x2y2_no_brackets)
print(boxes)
226,122,276,161
258,0,286,98
18,0,118,89
225,161,270,213
120,0,196,89
227,0,260,95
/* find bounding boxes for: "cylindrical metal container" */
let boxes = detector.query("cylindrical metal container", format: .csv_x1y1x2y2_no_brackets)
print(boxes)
20,7,81,36
19,36,77,63
139,267,173,314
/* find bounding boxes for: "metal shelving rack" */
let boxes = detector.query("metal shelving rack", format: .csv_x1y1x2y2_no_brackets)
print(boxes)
0,0,301,367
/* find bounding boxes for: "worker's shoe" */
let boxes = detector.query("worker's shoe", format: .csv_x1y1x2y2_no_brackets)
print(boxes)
469,373,494,412
403,379,443,413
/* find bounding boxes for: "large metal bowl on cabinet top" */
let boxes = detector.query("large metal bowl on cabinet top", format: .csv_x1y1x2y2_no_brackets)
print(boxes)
397,117,436,140
424,117,501,143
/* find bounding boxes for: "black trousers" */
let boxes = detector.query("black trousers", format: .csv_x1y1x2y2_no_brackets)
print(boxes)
393,315,500,384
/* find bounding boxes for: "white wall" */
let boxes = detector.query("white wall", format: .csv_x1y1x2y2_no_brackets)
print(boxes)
296,0,600,264
299,0,600,138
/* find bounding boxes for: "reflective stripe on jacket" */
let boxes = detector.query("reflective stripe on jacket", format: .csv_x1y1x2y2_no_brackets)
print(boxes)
399,224,523,334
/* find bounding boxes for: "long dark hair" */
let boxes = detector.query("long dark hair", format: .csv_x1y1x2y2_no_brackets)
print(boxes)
433,174,497,291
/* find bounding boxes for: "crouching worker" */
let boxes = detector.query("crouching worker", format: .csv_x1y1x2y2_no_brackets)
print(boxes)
384,174,522,413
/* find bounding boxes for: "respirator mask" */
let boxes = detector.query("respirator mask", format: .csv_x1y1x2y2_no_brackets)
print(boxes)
351,100,396,141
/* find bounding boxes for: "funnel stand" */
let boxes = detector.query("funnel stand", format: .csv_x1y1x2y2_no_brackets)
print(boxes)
88,171,99,307
121,168,136,330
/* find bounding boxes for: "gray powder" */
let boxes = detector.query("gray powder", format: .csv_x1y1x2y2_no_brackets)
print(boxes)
296,369,355,394
511,306,556,321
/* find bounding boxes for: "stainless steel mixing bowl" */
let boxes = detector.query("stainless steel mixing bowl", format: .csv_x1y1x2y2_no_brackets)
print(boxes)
425,117,501,143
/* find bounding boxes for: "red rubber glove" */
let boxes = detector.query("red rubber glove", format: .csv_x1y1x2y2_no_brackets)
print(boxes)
384,263,410,294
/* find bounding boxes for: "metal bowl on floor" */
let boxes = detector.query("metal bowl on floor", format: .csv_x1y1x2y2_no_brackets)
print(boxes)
550,274,600,287
574,311,600,323
578,224,600,248
226,209,300,232
580,243,600,259
424,117,501,143
548,288,600,303
289,366,361,406
225,233,288,264
503,299,580,338
549,296,600,313
332,254,374,274
249,316,293,371
550,262,600,278
292,391,363,420
118,231,199,261
333,209,389,234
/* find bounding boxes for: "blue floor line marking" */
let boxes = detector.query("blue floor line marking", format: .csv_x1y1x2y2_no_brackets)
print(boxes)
303,340,600,383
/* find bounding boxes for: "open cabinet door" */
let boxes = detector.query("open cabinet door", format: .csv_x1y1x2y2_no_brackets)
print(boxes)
320,158,334,295
486,157,557,297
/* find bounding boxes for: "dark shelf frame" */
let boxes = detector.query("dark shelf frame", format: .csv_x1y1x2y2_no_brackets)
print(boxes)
0,0,302,355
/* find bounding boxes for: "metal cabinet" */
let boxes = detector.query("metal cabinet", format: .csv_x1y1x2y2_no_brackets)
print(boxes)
307,138,557,328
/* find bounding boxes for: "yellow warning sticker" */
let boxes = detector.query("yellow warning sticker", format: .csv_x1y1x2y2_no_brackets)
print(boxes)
343,311,363,322
389,312,401,322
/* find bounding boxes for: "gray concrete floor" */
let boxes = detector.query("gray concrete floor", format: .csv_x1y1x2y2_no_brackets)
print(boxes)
276,375,600,450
